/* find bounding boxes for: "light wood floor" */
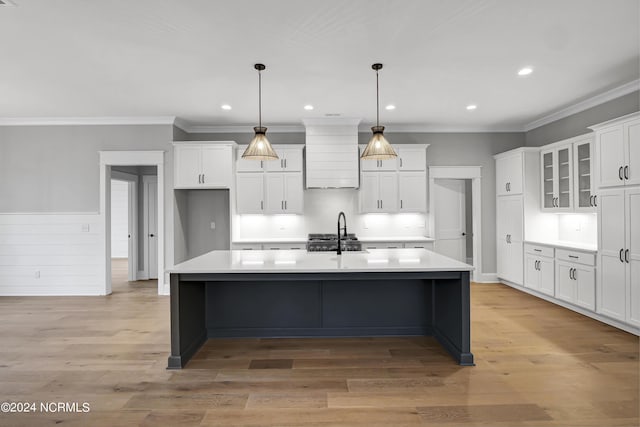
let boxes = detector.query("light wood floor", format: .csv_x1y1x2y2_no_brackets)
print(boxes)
0,259,637,426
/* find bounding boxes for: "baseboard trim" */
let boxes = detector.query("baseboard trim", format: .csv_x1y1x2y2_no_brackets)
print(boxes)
499,280,640,336
474,273,498,283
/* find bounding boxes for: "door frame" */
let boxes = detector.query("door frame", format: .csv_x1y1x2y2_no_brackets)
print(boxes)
142,175,158,280
428,166,482,282
99,151,165,295
110,170,139,282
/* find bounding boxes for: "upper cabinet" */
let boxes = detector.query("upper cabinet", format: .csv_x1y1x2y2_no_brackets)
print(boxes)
263,148,303,172
358,144,429,213
173,142,234,189
573,137,596,212
541,143,573,211
591,112,640,189
495,153,523,196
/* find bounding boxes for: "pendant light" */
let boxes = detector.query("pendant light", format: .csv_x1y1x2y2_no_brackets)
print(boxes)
360,63,397,160
242,63,279,160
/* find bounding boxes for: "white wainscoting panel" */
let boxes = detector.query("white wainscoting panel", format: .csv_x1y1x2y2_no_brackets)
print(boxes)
0,213,104,295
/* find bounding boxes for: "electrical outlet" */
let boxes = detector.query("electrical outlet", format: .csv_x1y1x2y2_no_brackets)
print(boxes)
210,222,216,230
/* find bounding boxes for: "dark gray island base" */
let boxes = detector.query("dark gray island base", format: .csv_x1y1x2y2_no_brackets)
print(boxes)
168,270,473,368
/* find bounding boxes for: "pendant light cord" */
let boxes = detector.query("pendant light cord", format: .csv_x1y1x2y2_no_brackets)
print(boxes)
376,68,379,127
258,68,262,128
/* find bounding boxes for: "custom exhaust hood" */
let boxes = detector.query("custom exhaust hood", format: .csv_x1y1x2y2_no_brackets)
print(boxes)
303,118,361,189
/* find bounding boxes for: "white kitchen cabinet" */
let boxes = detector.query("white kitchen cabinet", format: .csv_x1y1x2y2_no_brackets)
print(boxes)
359,172,398,213
397,147,426,171
555,248,595,311
573,138,597,212
236,173,265,214
496,195,524,285
363,242,403,249
361,157,397,171
174,143,233,189
236,149,265,172
262,243,305,250
597,187,640,326
496,153,523,196
524,244,554,296
540,144,573,211
403,241,435,250
232,243,263,250
264,173,303,214
399,173,426,212
264,147,303,172
591,113,640,188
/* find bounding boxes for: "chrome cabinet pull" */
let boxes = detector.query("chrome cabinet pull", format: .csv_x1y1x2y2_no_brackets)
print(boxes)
400,200,403,209
625,249,630,263
620,248,625,262
260,200,263,210
624,165,629,180
202,174,204,183
400,158,403,167
534,249,542,252
589,195,593,207
594,195,597,206
568,255,579,259
285,200,287,210
619,166,624,180
505,183,508,192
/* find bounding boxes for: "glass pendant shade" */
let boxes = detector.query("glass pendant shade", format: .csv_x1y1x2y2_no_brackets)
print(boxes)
361,126,397,159
242,127,279,160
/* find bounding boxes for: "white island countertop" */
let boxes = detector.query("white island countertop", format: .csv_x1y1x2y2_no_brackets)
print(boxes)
169,248,473,274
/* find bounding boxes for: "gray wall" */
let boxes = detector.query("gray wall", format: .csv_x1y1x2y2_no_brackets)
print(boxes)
180,130,524,275
525,91,640,146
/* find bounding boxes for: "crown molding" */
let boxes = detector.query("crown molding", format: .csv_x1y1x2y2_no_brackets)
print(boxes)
376,124,524,133
0,116,176,126
178,124,306,133
524,79,640,132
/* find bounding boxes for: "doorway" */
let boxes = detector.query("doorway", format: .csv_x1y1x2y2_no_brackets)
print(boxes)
428,166,482,282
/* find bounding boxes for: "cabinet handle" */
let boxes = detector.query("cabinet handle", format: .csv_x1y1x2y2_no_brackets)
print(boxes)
281,200,284,210
260,160,263,169
589,195,593,207
534,249,542,252
534,260,539,270
624,165,629,180
198,174,201,184
619,166,624,180
400,200,403,209
568,255,579,259
400,158,403,167
625,249,630,263
620,248,624,262
594,195,597,206
380,200,383,209
202,174,205,183
285,200,287,210
505,183,508,192
260,200,263,210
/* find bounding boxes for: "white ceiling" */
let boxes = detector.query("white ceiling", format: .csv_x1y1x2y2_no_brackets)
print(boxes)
0,0,638,131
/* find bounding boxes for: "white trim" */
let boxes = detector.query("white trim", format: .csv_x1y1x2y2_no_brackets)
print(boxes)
0,116,176,127
427,166,483,283
99,151,165,296
588,111,640,131
475,273,499,283
524,79,640,131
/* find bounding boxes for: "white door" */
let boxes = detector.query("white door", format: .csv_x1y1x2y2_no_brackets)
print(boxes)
265,173,285,213
597,189,626,320
626,187,640,326
236,173,264,214
378,172,398,213
145,177,158,280
174,145,201,187
597,127,626,188
433,179,466,262
539,257,555,297
127,180,137,281
626,120,640,186
360,173,379,212
283,173,303,213
399,173,426,212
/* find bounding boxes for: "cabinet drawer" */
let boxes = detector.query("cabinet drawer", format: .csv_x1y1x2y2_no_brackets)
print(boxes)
263,243,305,250
556,248,595,266
524,243,554,258
232,243,263,250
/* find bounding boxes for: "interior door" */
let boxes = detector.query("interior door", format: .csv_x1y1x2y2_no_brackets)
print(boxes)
433,179,466,262
146,177,158,280
127,180,136,281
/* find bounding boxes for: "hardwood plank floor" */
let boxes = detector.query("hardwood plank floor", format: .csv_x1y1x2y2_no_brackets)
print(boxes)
0,259,637,426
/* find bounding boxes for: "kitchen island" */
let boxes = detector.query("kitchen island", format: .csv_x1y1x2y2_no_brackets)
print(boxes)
167,248,474,368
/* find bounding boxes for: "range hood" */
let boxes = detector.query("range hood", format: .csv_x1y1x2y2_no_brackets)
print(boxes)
303,118,361,188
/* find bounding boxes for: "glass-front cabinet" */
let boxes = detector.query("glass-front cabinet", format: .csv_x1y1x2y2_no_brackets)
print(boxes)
573,138,596,212
541,144,573,212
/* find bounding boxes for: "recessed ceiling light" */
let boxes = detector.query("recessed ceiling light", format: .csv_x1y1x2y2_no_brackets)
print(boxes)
221,104,232,110
518,67,533,76
304,105,314,110
466,104,477,110
385,105,396,110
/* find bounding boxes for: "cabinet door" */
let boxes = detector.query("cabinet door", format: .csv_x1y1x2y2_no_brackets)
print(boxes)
596,127,625,188
626,187,640,326
597,189,626,320
508,241,524,286
281,148,303,172
574,140,596,212
507,155,523,194
498,196,523,242
201,145,232,188
264,173,285,213
359,173,379,212
626,120,640,186
283,173,303,214
497,239,508,281
174,145,202,188
496,156,510,196
236,173,264,214
398,147,426,171
574,265,595,311
541,150,555,210
556,146,573,210
556,261,575,304
361,157,397,171
524,254,540,291
399,173,426,212
236,148,265,172
538,257,555,297
378,172,398,212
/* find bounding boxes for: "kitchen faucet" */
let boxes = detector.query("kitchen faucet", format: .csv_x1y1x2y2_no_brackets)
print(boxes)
337,211,347,255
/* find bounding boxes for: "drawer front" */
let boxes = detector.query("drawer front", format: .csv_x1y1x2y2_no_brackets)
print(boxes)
232,243,263,250
263,243,305,250
404,242,435,250
556,248,595,266
363,242,403,249
524,243,554,258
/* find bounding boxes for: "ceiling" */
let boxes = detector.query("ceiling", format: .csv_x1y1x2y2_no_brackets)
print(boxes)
0,0,638,131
